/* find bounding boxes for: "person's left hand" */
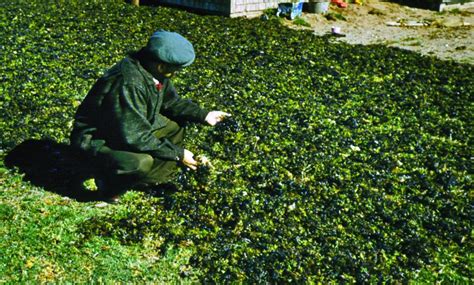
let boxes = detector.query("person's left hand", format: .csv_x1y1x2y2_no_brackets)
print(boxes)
205,111,231,126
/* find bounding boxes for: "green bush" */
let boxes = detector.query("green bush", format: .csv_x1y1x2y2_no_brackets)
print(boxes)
1,0,472,283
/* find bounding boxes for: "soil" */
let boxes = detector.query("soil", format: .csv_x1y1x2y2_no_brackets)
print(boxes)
283,0,474,64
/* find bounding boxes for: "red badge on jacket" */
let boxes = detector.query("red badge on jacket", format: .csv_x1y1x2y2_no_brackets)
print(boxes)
155,82,163,91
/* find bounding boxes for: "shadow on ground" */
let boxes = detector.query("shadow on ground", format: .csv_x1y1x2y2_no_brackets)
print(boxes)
4,139,181,203
4,139,103,202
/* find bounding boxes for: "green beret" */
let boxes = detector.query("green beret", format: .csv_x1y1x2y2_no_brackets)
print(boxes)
145,30,195,67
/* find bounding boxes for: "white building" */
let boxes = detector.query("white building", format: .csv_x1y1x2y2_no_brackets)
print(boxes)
158,0,307,17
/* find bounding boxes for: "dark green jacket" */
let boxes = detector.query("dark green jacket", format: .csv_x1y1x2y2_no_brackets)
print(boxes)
70,57,208,161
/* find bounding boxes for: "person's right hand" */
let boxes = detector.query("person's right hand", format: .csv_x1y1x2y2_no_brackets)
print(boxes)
183,149,198,170
205,111,231,126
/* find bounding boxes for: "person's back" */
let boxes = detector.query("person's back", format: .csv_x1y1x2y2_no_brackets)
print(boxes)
71,57,163,155
69,30,230,203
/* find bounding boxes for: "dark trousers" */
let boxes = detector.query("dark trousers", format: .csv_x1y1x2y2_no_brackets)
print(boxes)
95,119,184,197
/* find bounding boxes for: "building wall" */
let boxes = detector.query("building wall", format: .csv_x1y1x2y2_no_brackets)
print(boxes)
158,0,304,17
158,0,231,15
230,0,293,17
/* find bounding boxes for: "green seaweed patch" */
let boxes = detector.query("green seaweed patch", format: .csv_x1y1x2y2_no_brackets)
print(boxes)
1,0,472,283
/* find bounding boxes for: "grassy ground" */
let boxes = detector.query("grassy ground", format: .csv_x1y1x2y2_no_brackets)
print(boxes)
0,169,200,283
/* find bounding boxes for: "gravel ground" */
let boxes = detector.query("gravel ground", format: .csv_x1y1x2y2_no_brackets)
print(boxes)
284,0,474,64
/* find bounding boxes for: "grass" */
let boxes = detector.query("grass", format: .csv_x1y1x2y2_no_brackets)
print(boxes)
399,37,423,46
380,37,423,47
437,8,472,17
293,16,312,27
0,170,200,283
325,11,347,21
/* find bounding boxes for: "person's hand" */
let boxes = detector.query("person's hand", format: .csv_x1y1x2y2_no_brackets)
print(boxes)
205,111,231,126
183,149,198,170
196,155,214,169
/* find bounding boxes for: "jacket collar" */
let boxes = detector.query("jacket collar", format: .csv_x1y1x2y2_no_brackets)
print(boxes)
127,56,157,87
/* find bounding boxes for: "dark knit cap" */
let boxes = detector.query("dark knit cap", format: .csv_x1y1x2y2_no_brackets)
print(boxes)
144,30,195,67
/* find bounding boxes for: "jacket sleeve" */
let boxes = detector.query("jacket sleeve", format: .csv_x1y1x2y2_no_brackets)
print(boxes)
161,80,209,123
114,84,184,161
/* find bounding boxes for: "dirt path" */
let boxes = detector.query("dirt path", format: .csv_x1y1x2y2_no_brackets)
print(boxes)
284,0,474,64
